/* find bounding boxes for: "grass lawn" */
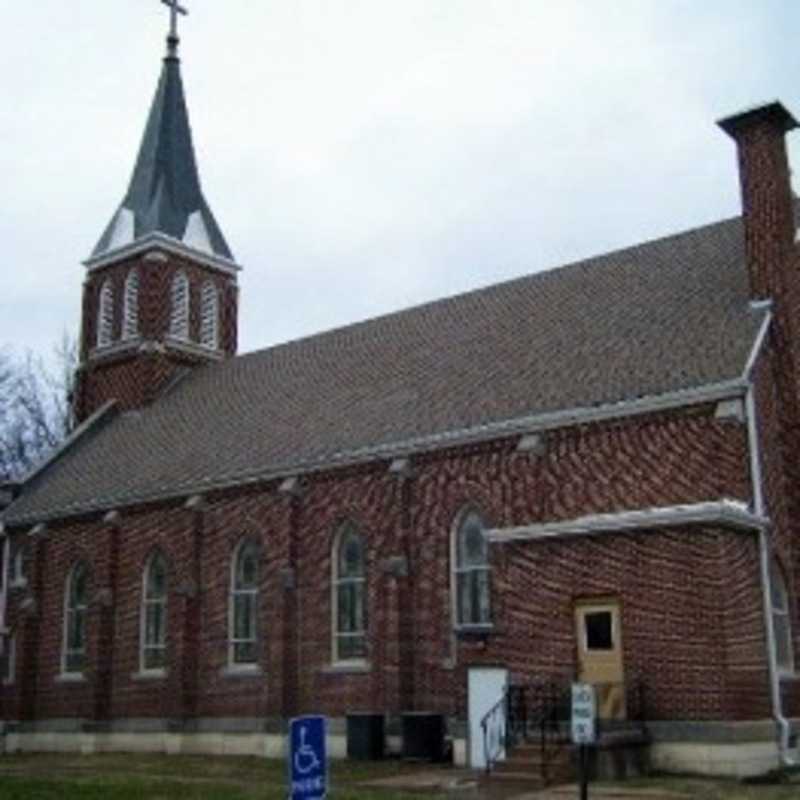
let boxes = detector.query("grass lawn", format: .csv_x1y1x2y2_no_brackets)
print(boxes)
0,753,798,799
0,753,443,799
615,774,800,800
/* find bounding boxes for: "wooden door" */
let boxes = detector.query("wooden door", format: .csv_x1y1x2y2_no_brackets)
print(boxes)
575,600,626,720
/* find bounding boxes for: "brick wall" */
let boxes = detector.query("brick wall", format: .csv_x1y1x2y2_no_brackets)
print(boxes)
1,401,774,730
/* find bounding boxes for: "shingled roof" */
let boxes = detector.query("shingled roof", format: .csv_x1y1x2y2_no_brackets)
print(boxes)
3,213,763,525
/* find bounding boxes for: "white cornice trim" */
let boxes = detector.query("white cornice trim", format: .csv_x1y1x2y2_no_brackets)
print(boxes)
3,379,750,528
487,500,769,544
84,232,242,276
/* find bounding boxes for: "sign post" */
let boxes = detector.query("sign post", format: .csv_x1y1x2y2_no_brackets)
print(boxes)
571,683,596,800
288,715,328,800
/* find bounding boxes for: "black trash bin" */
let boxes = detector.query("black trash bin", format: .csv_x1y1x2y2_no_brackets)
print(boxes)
346,713,385,760
401,712,446,762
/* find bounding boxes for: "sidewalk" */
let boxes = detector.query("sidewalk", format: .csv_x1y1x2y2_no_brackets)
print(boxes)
359,767,693,799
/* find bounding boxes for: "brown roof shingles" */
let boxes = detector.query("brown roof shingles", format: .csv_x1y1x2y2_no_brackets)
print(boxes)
3,213,763,524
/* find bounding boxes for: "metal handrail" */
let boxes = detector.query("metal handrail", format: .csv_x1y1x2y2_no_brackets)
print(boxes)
480,685,509,773
481,676,648,778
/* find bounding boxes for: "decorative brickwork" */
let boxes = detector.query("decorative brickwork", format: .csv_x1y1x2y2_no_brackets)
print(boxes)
74,249,238,422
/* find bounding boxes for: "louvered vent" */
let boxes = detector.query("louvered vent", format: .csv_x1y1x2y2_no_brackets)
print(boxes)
122,270,139,340
97,279,114,348
200,281,219,349
170,271,190,340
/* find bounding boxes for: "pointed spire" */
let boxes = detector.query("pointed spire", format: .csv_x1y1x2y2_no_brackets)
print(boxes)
91,5,233,263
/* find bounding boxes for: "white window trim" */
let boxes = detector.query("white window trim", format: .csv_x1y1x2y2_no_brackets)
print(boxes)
140,553,168,674
228,538,259,668
451,507,492,631
61,563,88,676
10,546,27,589
331,524,367,666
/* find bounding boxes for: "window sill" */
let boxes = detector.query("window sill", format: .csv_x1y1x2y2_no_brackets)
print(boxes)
778,671,799,681
164,336,224,360
56,673,87,684
131,669,167,682
9,580,27,590
221,664,263,678
322,662,371,675
455,624,495,637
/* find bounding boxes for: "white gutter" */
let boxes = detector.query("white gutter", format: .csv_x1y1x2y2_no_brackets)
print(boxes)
3,379,748,527
743,311,794,767
487,500,768,544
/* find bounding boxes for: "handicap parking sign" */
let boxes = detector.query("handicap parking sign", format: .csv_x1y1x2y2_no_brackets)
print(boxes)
288,715,327,800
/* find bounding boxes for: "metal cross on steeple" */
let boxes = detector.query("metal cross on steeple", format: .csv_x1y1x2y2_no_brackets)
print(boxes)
161,0,188,57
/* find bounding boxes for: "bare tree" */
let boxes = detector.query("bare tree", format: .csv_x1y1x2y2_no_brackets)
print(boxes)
0,335,77,482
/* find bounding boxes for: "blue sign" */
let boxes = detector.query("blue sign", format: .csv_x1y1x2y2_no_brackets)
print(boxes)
288,715,327,800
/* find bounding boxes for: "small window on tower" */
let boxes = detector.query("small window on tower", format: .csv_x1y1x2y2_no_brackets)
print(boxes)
169,271,190,341
97,279,114,348
122,269,140,340
200,281,219,349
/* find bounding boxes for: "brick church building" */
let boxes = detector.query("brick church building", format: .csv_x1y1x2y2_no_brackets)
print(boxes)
1,12,799,778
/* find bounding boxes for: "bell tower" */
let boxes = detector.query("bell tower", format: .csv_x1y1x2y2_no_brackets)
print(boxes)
73,1,240,423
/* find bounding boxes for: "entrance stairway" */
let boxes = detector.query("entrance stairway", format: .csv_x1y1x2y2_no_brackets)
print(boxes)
488,740,574,788
480,678,649,788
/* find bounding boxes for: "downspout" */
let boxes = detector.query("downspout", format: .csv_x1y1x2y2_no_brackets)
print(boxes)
743,310,794,767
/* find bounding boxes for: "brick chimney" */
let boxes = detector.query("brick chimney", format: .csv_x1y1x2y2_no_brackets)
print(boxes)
718,102,798,301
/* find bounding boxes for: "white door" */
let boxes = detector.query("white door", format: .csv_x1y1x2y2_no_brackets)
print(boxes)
468,666,508,769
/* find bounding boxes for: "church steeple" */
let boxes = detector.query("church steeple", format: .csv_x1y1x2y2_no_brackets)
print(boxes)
90,1,232,264
73,3,239,424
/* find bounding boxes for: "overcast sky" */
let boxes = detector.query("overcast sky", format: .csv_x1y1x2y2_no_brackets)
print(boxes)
3,1,800,365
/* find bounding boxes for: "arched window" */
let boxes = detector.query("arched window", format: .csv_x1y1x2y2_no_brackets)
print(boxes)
1,633,15,685
141,552,168,672
200,281,219,349
229,539,259,666
169,271,190,340
454,508,491,627
333,523,366,662
771,560,794,674
10,544,27,587
96,279,114,348
122,269,140,339
62,562,89,674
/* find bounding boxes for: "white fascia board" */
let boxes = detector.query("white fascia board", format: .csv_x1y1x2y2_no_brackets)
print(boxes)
84,232,242,276
7,379,752,528
743,310,773,380
487,500,770,544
